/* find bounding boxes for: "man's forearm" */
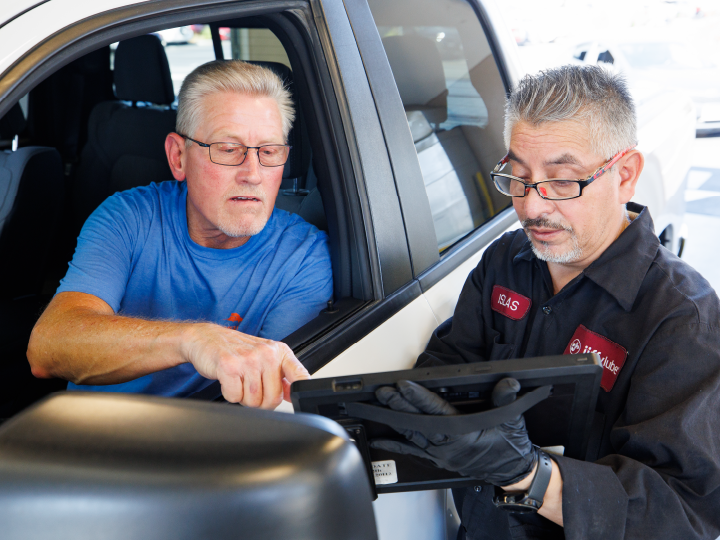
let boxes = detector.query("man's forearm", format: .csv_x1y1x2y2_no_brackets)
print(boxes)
27,292,192,385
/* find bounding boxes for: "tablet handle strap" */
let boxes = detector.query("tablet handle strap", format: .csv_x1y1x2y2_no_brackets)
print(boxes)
344,385,551,436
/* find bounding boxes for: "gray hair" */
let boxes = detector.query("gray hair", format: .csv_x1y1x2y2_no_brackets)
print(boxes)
504,65,636,159
176,60,295,143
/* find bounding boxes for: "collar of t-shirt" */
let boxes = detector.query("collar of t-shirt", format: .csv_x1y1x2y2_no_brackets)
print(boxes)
512,202,660,311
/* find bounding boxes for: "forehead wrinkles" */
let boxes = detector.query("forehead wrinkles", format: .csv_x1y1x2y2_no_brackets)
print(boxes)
509,121,600,169
199,93,283,141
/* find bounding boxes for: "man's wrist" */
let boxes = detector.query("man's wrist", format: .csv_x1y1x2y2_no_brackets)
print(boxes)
493,451,554,513
174,321,207,364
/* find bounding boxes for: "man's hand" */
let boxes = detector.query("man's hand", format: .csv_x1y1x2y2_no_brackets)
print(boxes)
28,292,310,410
182,323,310,409
370,378,537,486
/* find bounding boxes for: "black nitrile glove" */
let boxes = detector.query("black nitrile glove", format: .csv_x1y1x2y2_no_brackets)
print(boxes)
370,378,537,486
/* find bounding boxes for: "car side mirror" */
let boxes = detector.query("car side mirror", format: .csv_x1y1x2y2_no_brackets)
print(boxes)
0,393,377,540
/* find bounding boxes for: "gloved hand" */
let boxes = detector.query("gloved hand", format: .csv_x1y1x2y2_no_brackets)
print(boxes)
369,378,537,486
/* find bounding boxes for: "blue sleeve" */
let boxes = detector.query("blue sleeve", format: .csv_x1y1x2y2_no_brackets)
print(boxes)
56,193,143,312
259,231,333,341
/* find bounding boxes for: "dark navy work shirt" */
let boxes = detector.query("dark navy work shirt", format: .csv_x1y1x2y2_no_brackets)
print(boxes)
417,203,720,539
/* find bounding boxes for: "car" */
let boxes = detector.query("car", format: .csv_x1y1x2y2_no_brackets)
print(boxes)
573,38,720,137
153,25,195,45
0,0,694,538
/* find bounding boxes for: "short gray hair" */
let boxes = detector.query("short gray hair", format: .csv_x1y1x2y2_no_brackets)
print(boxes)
176,60,295,142
504,65,636,159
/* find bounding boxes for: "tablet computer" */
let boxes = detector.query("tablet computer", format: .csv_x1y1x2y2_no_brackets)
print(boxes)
291,353,602,495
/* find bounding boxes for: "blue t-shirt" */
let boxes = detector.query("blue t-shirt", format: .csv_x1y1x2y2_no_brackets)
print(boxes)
58,180,333,396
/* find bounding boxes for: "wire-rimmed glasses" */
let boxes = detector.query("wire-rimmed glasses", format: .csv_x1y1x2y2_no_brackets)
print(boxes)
178,134,292,167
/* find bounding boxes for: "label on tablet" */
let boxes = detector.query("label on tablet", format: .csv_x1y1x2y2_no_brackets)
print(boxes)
491,285,531,320
564,325,627,392
372,460,398,485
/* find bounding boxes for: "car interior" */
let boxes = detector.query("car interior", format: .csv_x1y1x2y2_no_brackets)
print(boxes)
0,5,511,419
0,17,362,420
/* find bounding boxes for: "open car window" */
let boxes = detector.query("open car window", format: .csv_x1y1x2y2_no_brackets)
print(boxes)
368,0,512,252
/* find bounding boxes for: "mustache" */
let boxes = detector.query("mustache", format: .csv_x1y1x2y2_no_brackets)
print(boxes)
521,217,573,233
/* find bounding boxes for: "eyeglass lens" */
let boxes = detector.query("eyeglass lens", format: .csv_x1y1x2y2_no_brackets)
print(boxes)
209,143,290,167
494,175,581,199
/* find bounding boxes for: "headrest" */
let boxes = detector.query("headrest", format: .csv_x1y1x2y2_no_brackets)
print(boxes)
247,61,293,89
381,35,448,125
245,61,306,181
114,35,175,105
0,103,26,139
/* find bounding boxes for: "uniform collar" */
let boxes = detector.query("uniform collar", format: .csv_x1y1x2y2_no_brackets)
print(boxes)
513,203,660,311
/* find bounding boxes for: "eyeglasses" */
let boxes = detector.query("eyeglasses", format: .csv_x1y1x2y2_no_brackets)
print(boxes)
490,145,636,200
178,134,292,167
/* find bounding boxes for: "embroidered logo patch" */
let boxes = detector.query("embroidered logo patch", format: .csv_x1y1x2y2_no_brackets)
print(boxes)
491,285,531,321
225,313,243,330
563,325,628,392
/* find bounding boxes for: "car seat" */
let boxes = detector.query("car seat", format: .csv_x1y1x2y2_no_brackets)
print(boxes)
0,103,64,299
245,60,326,231
72,34,177,236
381,34,497,249
0,102,67,421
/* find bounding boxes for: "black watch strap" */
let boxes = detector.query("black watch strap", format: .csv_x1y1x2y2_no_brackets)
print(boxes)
493,450,553,513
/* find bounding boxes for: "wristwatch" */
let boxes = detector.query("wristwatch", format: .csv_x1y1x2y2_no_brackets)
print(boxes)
492,450,553,513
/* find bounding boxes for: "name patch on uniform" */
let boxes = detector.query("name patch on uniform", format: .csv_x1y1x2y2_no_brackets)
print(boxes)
564,325,627,392
491,285,531,321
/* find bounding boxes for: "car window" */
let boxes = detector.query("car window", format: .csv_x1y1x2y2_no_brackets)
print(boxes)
160,26,216,97
219,27,290,66
367,0,511,252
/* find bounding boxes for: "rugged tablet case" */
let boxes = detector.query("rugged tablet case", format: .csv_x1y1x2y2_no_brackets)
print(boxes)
292,354,602,494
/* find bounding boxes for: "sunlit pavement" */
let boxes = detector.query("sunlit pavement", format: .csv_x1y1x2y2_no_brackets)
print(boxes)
680,136,720,294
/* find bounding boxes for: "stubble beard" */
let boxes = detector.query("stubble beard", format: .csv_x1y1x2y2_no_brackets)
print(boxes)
216,215,268,238
216,191,269,238
522,217,583,264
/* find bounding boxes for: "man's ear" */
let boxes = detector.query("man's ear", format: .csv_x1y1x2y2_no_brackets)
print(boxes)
617,150,644,204
165,133,187,181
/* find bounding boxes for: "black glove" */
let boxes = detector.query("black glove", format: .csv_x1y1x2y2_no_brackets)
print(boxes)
369,378,537,486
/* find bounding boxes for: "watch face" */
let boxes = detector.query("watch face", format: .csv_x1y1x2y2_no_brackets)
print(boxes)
493,493,542,513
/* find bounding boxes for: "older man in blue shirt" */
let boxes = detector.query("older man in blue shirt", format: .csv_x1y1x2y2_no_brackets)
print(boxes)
28,60,332,409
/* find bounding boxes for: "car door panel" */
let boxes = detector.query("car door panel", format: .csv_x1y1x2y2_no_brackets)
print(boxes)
422,214,521,323
342,0,440,276
315,0,412,297
312,294,439,379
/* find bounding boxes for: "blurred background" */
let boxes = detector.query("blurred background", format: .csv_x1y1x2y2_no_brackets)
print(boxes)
496,0,720,292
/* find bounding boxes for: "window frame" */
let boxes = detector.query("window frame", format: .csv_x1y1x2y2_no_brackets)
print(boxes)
346,0,523,293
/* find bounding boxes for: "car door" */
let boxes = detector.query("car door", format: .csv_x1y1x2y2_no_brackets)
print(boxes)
304,1,524,538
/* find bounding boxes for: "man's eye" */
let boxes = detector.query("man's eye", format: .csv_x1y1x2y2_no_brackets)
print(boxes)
216,145,241,154
261,147,280,156
551,180,574,187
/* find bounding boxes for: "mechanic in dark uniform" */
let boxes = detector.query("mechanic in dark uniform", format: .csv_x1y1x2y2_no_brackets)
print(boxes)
372,65,720,539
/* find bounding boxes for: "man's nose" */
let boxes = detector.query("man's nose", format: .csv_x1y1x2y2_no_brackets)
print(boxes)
518,184,556,219
237,149,263,184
